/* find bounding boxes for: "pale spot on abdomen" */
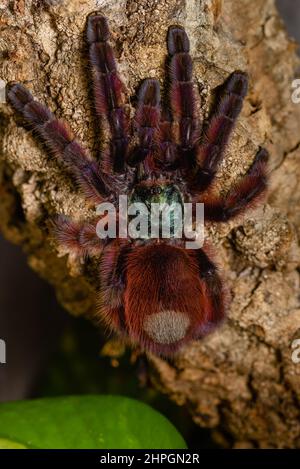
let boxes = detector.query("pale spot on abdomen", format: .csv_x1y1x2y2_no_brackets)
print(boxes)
143,310,190,344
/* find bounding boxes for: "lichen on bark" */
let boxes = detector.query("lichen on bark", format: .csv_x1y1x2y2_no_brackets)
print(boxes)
1,0,300,448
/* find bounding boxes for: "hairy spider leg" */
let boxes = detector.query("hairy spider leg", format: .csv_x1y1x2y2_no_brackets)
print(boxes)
7,83,109,203
190,71,249,193
167,25,200,169
52,215,104,257
203,147,269,221
191,247,226,335
98,241,132,335
87,15,129,174
155,107,177,170
127,78,161,172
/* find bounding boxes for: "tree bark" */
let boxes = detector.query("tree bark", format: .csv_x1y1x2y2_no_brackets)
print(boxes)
1,0,300,448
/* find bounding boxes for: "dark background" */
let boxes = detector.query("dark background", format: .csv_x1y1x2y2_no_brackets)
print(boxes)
0,0,299,445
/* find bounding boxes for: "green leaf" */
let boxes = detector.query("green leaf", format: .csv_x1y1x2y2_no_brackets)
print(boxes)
0,395,186,449
0,438,27,449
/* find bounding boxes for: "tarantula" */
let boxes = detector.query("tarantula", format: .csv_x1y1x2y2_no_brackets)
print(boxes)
7,14,268,356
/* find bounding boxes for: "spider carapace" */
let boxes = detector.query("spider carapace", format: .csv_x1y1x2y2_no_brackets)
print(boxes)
7,14,268,356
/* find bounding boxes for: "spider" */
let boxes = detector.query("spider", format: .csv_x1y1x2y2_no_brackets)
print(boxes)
7,14,268,356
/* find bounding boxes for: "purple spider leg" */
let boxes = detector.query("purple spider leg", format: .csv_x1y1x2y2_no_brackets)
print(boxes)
167,25,200,169
7,83,108,204
52,215,104,257
191,247,226,335
190,71,249,193
87,15,129,174
98,241,132,335
158,108,178,169
204,147,269,222
127,79,161,170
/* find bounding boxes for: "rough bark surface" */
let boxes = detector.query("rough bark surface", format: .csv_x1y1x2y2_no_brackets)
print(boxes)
1,0,300,448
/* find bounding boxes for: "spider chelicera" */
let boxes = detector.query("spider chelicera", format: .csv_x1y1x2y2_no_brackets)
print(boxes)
7,14,268,356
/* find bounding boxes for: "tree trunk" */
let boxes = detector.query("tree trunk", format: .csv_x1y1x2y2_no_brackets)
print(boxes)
1,0,300,448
